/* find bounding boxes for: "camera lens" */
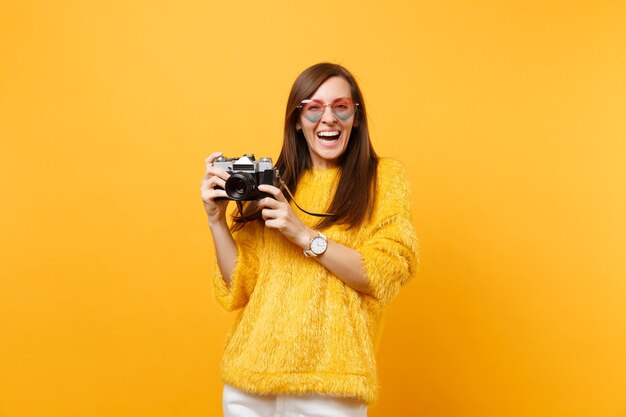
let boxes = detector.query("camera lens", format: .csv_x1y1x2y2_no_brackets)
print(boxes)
225,172,257,200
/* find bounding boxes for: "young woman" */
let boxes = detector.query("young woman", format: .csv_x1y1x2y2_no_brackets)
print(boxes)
201,63,418,417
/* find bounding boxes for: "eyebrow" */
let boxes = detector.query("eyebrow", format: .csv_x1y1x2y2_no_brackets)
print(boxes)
301,97,352,103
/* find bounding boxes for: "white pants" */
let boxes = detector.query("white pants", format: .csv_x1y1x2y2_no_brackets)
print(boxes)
222,384,368,417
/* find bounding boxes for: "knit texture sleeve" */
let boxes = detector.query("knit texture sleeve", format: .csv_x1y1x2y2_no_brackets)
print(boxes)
357,159,419,306
213,221,262,312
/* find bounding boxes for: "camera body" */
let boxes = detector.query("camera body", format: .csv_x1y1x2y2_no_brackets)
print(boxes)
214,154,278,201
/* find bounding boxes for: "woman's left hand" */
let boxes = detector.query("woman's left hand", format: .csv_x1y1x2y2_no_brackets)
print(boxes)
258,185,374,296
257,184,314,250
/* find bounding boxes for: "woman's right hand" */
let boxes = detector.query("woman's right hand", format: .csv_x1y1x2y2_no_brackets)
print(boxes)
200,152,231,225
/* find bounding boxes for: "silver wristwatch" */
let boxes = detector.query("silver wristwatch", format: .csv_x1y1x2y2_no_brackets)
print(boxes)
303,232,328,257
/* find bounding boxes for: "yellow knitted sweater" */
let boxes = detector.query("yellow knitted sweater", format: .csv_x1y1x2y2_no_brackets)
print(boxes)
213,158,418,404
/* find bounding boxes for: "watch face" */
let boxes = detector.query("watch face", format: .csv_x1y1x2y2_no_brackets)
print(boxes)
311,236,328,254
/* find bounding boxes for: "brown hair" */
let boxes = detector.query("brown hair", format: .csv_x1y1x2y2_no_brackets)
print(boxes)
234,63,379,230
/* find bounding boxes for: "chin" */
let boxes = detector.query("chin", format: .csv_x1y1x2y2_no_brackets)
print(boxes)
314,148,345,166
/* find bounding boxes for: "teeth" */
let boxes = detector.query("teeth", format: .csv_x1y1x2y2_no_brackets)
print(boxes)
318,131,340,137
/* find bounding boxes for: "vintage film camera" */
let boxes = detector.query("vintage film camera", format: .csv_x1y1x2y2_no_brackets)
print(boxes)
213,154,278,201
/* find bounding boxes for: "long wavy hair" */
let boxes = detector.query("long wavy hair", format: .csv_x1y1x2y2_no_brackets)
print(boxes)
233,63,379,230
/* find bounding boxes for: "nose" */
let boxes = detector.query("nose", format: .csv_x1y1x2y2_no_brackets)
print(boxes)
320,104,338,123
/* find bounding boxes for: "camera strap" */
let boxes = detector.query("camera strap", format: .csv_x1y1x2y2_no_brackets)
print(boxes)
233,175,338,221
278,176,337,218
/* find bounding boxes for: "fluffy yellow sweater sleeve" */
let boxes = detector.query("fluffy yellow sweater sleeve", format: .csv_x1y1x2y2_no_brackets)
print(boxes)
213,158,418,404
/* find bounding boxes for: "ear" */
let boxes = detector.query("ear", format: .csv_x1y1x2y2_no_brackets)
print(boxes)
296,123,301,132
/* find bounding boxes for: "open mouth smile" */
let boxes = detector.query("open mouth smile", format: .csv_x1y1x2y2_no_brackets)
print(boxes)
317,130,341,142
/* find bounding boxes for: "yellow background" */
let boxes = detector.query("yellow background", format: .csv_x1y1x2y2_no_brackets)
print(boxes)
1,0,625,416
